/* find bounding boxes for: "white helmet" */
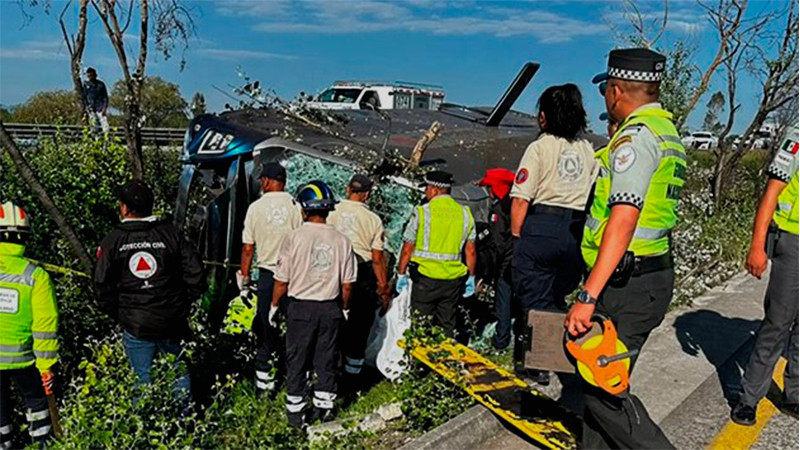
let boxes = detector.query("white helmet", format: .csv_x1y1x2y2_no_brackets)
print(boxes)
0,202,31,235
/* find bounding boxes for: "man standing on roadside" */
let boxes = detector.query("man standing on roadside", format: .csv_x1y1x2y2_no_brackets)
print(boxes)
732,124,799,425
566,48,686,448
239,162,302,396
82,67,109,135
328,174,390,380
95,180,205,408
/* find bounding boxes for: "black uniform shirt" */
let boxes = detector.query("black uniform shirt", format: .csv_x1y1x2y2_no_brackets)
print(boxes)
94,217,205,340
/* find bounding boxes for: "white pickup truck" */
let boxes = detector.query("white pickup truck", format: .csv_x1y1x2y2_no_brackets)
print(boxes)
682,131,719,150
305,81,445,111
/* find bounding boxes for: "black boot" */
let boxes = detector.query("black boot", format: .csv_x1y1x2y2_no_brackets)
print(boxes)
779,395,799,419
731,402,756,426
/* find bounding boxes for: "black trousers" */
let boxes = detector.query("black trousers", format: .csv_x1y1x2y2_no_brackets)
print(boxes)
581,267,675,449
0,365,52,445
285,300,343,420
343,262,379,375
253,268,288,390
512,212,584,363
411,273,466,339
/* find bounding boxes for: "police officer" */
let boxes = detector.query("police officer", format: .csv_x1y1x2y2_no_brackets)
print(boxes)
565,48,684,448
733,125,799,424
510,84,597,383
0,202,58,447
328,174,390,379
476,168,515,350
239,162,302,395
273,180,356,428
397,170,477,338
95,180,205,406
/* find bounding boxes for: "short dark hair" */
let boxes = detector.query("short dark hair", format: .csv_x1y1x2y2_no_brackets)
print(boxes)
612,78,660,100
537,83,587,141
304,209,329,219
86,67,97,74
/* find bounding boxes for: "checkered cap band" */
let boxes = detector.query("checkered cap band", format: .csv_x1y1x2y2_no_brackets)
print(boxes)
426,180,451,188
608,67,662,82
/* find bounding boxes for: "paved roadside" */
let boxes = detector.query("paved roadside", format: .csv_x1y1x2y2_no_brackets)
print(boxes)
467,271,799,449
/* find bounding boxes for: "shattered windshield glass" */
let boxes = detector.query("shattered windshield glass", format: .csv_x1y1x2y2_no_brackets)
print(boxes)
317,88,362,103
283,152,418,255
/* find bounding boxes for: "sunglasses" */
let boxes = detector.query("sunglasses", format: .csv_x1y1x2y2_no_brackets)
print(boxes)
599,81,607,96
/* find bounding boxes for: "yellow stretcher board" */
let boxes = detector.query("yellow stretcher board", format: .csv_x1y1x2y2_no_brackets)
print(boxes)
400,338,578,450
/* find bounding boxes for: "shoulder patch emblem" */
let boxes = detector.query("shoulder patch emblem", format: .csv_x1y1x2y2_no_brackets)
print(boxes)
780,139,799,154
129,251,157,279
515,168,529,184
610,135,633,152
613,146,637,173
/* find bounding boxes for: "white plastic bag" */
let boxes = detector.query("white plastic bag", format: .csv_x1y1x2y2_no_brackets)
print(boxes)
364,281,411,381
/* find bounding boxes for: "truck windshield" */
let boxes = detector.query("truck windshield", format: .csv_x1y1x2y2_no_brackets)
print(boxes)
317,88,362,103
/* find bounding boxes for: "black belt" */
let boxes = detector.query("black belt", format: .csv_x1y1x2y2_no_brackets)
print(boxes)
633,253,673,276
529,204,586,220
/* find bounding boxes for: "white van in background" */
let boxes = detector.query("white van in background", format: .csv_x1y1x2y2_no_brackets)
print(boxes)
305,81,446,111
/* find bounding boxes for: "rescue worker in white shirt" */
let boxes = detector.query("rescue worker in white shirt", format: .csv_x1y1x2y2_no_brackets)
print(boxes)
239,162,302,395
272,180,357,428
397,170,477,339
732,125,799,425
509,84,597,384
0,202,58,447
328,174,391,379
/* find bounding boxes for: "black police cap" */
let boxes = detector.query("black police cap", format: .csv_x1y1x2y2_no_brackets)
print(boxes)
424,170,454,188
593,48,666,84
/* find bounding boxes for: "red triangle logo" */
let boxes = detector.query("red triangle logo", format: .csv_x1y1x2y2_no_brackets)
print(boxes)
136,257,151,272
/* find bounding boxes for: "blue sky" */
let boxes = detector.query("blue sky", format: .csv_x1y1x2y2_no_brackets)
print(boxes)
0,0,789,133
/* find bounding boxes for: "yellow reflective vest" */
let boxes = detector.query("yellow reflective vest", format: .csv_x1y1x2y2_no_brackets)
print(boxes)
775,171,799,235
0,243,58,372
582,107,687,267
411,195,475,280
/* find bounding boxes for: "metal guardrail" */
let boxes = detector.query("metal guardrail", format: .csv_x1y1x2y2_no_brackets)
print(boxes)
3,122,186,145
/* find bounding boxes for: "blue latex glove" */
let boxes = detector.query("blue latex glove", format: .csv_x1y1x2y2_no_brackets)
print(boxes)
463,275,476,298
396,274,409,294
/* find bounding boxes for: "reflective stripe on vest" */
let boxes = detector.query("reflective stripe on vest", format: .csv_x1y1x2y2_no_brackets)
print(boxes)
774,170,799,235
412,196,471,279
581,106,686,268
0,261,44,370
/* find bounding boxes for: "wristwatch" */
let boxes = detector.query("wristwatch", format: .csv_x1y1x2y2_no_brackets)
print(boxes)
576,289,597,305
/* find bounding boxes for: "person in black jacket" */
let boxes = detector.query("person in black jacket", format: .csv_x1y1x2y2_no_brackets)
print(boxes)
94,180,205,405
477,168,516,350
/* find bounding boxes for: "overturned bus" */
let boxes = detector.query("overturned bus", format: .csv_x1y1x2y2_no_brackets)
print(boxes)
174,62,604,327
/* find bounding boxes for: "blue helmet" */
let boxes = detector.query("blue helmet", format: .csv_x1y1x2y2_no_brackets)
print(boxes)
296,180,337,211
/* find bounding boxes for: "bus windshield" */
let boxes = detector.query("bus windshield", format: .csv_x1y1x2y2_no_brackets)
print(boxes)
317,88,362,103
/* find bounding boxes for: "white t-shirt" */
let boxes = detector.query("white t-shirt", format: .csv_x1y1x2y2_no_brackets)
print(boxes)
328,199,385,262
274,222,357,301
242,191,303,271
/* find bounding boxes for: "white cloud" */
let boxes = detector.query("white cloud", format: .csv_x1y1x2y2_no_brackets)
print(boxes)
196,48,296,61
0,39,68,61
231,0,608,43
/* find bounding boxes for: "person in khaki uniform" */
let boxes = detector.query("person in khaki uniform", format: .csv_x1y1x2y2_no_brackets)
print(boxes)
273,180,357,428
509,83,597,384
328,175,390,379
239,162,302,395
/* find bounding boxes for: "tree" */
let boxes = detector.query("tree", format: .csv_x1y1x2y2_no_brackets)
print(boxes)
190,92,206,118
702,91,726,134
91,0,196,180
11,90,83,124
58,0,89,122
0,107,13,122
110,76,189,128
716,1,798,196
0,121,93,274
